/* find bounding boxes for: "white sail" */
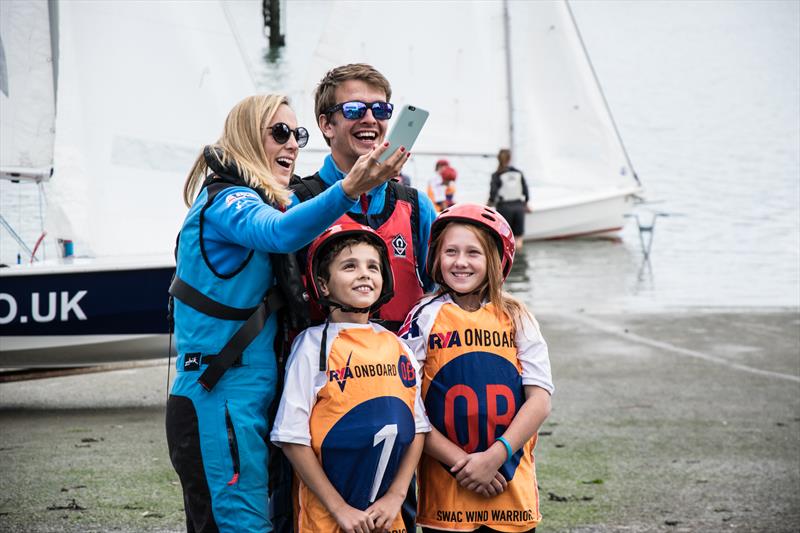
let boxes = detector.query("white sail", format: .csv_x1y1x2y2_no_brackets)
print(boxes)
308,1,511,156
245,0,640,239
44,0,258,259
508,0,639,194
244,0,510,170
0,0,56,182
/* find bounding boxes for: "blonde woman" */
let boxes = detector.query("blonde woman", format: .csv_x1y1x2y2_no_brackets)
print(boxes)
166,94,407,532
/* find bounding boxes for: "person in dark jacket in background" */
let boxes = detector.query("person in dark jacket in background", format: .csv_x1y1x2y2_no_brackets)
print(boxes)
488,148,531,250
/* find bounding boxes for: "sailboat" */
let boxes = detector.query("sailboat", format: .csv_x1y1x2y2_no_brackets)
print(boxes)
505,1,642,239
0,0,257,366
258,0,642,240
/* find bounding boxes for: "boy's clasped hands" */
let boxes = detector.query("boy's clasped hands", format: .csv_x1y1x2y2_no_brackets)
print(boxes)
333,490,405,533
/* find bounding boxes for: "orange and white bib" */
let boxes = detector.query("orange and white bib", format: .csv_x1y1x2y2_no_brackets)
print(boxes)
401,297,543,532
274,323,425,533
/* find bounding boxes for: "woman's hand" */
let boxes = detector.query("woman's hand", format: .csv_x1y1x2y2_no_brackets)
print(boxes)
450,442,507,493
341,142,409,199
365,491,404,533
332,504,375,533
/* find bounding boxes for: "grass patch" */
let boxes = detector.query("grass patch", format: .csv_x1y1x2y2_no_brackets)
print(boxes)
533,420,614,532
0,409,185,532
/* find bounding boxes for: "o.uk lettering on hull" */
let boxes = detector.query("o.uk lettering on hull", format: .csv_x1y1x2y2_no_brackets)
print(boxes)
0,291,87,325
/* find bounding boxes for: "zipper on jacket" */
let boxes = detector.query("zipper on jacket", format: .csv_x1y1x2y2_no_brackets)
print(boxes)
225,403,240,485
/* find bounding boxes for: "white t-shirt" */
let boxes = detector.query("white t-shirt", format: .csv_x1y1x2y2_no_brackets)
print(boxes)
427,175,447,203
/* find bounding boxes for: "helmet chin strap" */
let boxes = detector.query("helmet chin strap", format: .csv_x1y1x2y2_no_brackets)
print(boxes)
439,280,486,300
318,297,372,314
447,287,483,298
314,281,393,370
317,298,372,372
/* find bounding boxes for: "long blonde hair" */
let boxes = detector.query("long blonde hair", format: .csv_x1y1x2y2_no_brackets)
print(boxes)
429,222,530,331
183,94,294,207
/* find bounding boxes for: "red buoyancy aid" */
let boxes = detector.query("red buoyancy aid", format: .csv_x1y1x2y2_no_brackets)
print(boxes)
331,193,423,328
292,175,424,331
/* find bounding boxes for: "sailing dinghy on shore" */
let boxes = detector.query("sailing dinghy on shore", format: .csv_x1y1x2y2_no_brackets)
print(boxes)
0,0,256,366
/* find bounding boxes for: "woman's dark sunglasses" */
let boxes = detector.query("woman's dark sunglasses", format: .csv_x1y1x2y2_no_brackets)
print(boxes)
325,101,394,121
270,123,309,148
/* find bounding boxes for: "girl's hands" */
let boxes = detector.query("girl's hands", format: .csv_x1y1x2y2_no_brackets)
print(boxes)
365,491,404,533
450,443,508,494
332,504,375,533
476,472,508,498
341,142,409,199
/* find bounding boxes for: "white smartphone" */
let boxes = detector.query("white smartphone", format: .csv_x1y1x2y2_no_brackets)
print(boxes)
377,104,429,163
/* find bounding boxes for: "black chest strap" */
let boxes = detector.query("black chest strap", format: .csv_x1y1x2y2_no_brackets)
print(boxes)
290,173,328,202
169,273,286,392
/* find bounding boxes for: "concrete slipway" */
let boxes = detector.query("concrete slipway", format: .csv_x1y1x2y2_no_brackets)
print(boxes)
1,309,798,532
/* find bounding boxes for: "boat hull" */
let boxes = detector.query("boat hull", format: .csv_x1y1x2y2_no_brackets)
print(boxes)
524,189,637,241
0,334,172,368
0,263,174,367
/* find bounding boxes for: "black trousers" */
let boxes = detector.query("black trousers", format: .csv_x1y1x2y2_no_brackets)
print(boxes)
401,475,417,533
496,200,526,236
166,394,219,533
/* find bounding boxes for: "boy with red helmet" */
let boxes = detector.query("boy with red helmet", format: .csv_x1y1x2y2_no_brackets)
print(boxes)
270,221,430,533
399,203,554,532
290,64,437,531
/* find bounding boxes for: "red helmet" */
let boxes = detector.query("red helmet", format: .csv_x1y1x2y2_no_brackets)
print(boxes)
306,221,394,313
428,202,516,281
440,166,457,182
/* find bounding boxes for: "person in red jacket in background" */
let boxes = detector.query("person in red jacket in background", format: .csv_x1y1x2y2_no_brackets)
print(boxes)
441,165,457,208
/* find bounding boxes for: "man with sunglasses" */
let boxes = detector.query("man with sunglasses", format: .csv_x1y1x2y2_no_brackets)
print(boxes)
288,63,437,533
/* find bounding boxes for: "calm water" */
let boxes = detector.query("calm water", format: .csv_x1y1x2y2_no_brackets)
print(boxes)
524,0,800,312
2,0,798,312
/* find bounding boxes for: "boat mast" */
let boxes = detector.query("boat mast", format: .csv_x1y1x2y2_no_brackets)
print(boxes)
48,0,58,100
263,0,285,48
502,0,515,156
564,0,640,186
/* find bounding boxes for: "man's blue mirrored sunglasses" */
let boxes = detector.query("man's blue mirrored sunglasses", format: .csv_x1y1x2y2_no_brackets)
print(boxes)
325,101,394,120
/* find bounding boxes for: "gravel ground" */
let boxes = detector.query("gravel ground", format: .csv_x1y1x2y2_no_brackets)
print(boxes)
1,309,798,532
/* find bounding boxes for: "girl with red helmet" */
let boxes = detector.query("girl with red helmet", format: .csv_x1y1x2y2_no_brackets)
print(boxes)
399,203,554,533
270,221,430,533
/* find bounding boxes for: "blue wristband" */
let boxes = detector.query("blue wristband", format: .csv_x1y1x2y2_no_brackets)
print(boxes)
496,436,513,461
